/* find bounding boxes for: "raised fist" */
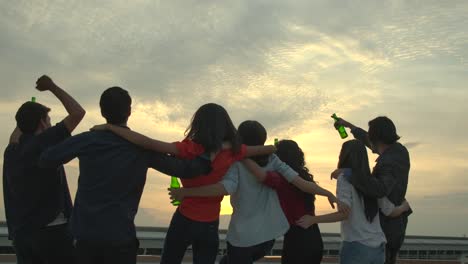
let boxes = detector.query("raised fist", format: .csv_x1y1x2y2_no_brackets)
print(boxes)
36,75,57,91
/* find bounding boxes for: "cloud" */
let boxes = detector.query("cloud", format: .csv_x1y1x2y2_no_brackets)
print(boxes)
404,141,423,149
1,0,468,236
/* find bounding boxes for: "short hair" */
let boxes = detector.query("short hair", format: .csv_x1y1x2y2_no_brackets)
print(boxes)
15,102,50,134
368,116,400,145
237,120,268,166
238,120,267,146
99,87,132,125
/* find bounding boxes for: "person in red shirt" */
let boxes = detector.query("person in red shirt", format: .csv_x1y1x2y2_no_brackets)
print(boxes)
242,139,336,264
91,103,275,264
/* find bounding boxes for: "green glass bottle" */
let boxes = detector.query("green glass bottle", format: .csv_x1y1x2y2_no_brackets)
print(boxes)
331,113,348,139
31,97,36,103
170,176,181,206
274,138,279,146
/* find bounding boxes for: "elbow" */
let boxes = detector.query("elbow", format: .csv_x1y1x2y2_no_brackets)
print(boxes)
340,211,350,220
75,109,86,121
69,110,86,125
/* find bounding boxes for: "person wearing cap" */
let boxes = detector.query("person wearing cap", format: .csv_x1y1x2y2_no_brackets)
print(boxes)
333,116,411,264
3,75,86,264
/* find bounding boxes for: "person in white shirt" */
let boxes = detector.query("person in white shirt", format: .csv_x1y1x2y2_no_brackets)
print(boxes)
296,140,410,264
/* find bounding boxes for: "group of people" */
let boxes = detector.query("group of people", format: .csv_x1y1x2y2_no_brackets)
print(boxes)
3,75,411,264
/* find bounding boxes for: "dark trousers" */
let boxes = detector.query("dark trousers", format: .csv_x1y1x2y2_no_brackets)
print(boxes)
160,210,219,264
281,224,323,264
13,223,75,264
219,239,275,264
382,216,408,264
75,239,139,264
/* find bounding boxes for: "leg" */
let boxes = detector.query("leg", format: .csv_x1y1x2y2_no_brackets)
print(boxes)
192,218,219,264
301,224,324,264
35,224,76,264
225,242,253,264
101,239,139,264
282,225,324,264
371,244,385,264
251,239,275,262
281,228,295,264
160,210,192,264
340,241,369,264
382,217,407,264
13,236,36,264
75,240,101,264
218,254,228,264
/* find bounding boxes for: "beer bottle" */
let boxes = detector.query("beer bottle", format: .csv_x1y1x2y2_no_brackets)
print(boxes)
331,113,348,139
170,177,181,206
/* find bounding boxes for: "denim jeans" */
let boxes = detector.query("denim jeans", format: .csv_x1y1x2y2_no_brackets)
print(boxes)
160,209,219,264
340,241,385,264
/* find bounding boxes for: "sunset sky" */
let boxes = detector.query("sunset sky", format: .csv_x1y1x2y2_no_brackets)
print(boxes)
1,1,467,237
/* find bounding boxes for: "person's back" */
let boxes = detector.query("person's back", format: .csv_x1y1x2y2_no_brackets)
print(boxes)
377,142,410,208
176,140,247,222
67,130,155,241
4,125,72,238
337,175,386,248
3,75,85,264
223,155,291,247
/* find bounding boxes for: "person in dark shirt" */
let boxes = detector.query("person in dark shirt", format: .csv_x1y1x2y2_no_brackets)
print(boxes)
3,75,86,264
39,87,211,264
333,116,411,264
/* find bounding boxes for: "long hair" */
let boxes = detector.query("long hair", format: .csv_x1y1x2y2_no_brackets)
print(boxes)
237,120,269,166
338,140,378,222
276,140,316,212
185,103,241,154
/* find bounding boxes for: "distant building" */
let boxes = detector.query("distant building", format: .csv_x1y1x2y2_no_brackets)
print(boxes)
1,223,468,263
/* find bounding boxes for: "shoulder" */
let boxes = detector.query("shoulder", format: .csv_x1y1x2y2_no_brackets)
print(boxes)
380,143,409,164
4,144,17,157
225,161,242,175
175,139,205,158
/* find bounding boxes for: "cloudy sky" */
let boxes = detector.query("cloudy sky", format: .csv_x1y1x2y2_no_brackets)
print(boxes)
1,0,467,237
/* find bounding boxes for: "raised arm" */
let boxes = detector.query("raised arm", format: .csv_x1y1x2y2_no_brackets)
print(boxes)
335,118,372,149
169,183,228,202
36,75,85,133
92,124,179,154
